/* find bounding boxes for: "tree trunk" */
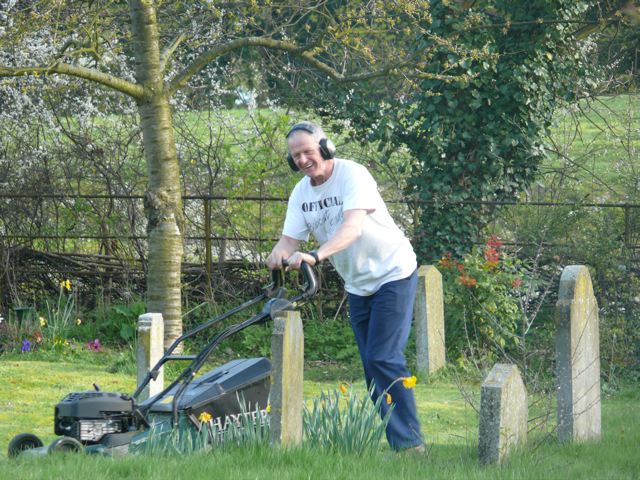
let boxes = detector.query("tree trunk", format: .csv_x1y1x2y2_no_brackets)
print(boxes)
130,1,183,349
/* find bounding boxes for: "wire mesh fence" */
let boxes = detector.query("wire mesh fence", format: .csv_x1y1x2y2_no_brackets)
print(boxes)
1,192,638,312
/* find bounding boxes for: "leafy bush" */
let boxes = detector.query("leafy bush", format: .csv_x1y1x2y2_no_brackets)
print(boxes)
91,301,147,346
439,236,525,366
302,318,360,364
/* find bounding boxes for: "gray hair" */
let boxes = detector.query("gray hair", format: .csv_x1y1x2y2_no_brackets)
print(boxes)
286,121,326,143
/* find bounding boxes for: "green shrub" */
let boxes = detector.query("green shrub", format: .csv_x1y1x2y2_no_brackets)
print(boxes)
303,317,359,363
92,301,147,346
439,236,525,366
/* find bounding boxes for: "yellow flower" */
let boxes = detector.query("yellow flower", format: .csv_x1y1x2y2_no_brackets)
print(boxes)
266,404,271,414
339,383,348,395
54,336,70,347
39,316,47,327
76,318,82,326
60,279,71,291
198,411,213,423
402,375,417,389
386,393,392,405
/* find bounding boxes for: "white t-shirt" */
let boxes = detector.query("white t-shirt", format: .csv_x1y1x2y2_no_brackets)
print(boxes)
283,158,417,296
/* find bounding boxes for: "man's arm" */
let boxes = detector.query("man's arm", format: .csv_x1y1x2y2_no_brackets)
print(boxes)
267,235,300,269
285,209,369,268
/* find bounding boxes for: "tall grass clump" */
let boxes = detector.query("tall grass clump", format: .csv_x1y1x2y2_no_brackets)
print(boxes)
134,395,270,456
303,383,393,456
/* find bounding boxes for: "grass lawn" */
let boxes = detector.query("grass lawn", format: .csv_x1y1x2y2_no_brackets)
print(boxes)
0,354,638,480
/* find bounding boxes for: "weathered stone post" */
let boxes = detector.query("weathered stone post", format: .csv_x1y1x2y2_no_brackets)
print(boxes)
478,363,528,465
270,309,304,446
136,313,165,400
555,265,601,443
414,265,446,375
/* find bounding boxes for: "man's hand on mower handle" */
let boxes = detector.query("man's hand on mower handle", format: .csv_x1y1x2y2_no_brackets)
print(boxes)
266,235,300,270
266,252,287,270
283,251,317,270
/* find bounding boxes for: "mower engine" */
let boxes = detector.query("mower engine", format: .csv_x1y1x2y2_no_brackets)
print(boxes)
54,391,137,444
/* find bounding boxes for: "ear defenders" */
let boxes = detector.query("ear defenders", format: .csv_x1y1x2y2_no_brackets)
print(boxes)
285,122,336,171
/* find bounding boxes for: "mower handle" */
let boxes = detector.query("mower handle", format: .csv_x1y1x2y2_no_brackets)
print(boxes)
265,259,318,300
298,261,319,300
135,261,319,420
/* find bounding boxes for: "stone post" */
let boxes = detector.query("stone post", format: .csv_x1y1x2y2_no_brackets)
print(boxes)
556,265,601,442
478,363,528,465
136,313,165,401
270,309,304,446
414,265,446,375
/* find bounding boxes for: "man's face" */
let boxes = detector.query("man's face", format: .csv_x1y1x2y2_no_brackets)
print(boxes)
287,131,333,185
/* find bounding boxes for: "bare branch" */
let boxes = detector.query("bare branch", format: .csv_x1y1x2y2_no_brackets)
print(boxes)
168,36,465,96
0,63,145,100
161,31,189,74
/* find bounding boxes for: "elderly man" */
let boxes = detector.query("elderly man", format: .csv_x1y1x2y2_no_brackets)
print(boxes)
267,121,424,452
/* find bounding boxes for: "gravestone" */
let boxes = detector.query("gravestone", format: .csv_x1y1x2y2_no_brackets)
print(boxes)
270,309,304,446
413,265,446,375
478,363,528,465
136,313,165,400
555,265,601,442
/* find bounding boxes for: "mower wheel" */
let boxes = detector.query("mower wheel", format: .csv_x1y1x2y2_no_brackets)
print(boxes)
49,436,84,454
8,433,44,457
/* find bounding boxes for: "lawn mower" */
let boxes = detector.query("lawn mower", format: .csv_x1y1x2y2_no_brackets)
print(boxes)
8,262,318,457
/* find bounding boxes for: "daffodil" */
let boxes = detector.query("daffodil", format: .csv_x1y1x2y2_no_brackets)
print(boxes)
198,411,213,423
60,279,71,291
402,375,417,389
386,393,392,405
76,318,82,326
39,316,47,327
266,404,271,414
339,383,348,395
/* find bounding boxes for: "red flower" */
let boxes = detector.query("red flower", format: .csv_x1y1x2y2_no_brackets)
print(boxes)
487,235,503,249
439,252,454,269
458,274,477,288
484,235,502,267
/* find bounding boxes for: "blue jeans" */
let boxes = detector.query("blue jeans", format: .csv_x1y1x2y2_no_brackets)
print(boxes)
347,269,422,451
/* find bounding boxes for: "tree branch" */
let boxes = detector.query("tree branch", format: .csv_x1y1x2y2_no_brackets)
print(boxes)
160,31,189,74
0,63,145,100
168,36,464,96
